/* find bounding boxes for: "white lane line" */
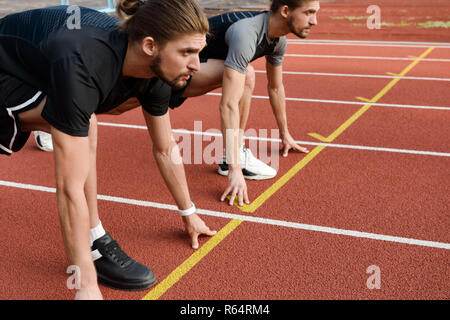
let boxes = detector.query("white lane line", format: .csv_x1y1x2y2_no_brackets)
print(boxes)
254,70,450,82
97,122,450,158
284,54,450,62
1,180,449,250
205,92,450,111
287,43,450,49
287,39,450,47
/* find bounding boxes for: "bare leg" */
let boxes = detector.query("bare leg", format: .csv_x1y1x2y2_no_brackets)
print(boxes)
182,59,225,98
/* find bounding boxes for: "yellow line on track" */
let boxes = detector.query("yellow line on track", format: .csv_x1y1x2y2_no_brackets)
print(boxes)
142,219,242,300
141,47,434,300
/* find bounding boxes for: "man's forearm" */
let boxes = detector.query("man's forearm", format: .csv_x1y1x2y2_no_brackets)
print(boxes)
220,100,242,170
52,127,99,291
267,85,289,136
153,141,192,210
220,67,247,170
56,185,98,289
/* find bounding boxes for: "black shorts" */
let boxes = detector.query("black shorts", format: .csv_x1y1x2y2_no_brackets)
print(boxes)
0,72,45,156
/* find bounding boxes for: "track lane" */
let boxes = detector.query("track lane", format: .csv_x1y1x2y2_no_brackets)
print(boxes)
156,222,450,300
1,41,449,300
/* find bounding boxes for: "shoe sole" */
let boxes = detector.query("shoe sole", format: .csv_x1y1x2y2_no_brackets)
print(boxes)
97,273,157,291
217,168,276,180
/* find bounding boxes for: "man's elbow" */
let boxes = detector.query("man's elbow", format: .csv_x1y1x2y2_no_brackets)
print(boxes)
152,140,182,165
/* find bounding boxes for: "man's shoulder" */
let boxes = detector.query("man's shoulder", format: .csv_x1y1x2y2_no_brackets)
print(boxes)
43,26,124,65
226,17,260,42
229,11,268,30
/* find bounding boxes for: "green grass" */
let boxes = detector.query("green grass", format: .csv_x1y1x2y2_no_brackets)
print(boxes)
416,21,450,28
330,16,367,21
333,15,450,29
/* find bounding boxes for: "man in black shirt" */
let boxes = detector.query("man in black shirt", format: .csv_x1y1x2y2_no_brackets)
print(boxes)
0,1,214,300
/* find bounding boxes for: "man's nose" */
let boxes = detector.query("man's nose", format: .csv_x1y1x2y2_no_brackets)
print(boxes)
188,54,201,72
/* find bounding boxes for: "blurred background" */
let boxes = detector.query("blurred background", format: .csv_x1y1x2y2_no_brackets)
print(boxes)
0,0,449,41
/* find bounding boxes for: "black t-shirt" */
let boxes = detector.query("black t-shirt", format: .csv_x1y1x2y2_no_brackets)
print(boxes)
0,6,170,137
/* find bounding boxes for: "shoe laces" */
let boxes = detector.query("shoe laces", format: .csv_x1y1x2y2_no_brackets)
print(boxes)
102,240,132,267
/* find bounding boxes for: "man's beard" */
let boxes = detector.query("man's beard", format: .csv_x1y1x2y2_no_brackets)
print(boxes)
150,54,193,90
287,17,311,39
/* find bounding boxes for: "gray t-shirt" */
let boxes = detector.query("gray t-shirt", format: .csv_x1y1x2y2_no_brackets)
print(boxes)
200,11,287,75
169,11,287,109
224,11,287,74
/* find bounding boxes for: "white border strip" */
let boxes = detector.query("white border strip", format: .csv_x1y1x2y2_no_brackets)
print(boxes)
0,180,448,250
254,70,450,82
287,39,450,47
205,92,450,111
288,42,450,49
96,122,450,158
284,54,450,62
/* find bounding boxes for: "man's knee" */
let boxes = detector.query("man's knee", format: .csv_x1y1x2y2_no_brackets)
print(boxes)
245,65,256,91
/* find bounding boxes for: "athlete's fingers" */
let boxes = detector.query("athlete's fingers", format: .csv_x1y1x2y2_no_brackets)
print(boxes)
221,186,232,202
191,233,200,249
282,144,290,157
229,187,238,206
237,189,244,207
294,144,309,153
244,188,250,205
203,229,217,237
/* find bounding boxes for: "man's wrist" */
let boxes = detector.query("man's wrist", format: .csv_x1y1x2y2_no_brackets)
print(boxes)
178,202,196,216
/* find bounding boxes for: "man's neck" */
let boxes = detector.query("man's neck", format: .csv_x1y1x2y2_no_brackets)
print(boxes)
268,13,289,39
122,42,155,78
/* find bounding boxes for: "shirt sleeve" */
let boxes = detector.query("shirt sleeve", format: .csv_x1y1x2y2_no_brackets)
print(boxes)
224,23,258,74
41,56,100,137
266,36,287,66
137,78,170,116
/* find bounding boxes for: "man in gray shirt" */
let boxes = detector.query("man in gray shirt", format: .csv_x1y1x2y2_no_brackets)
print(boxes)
170,0,320,207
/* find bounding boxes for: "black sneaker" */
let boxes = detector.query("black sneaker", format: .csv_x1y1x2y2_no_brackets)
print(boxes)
92,233,157,291
218,161,258,179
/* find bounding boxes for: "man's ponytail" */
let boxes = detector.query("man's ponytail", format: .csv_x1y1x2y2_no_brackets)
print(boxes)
116,0,209,45
116,0,140,20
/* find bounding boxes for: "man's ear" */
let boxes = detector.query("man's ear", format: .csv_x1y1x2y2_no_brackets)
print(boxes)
280,5,290,19
142,36,158,57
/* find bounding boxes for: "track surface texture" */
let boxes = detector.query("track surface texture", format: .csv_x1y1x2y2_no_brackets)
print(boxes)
0,0,449,301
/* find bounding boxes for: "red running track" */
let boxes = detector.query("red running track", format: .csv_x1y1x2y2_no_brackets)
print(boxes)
0,39,449,300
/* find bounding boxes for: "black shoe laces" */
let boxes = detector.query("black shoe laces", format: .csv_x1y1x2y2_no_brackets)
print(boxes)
102,240,132,267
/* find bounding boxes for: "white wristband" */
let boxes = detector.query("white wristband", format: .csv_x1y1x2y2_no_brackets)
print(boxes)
178,202,196,216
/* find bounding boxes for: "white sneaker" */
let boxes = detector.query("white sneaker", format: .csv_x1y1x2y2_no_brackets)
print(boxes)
218,146,277,180
33,131,53,152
